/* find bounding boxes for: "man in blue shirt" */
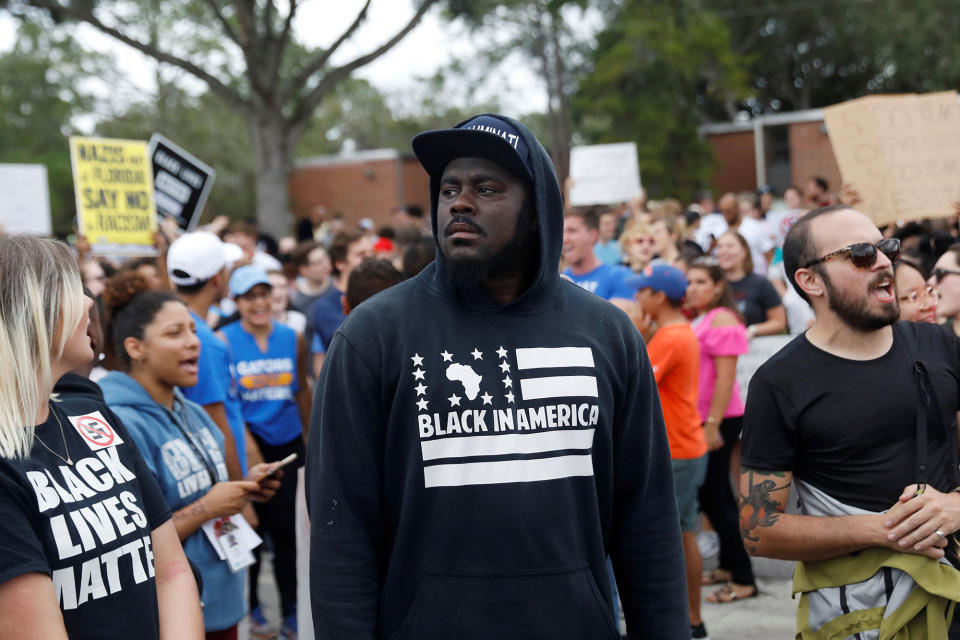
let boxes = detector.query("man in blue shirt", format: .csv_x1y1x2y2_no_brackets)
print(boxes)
563,209,635,312
167,231,257,479
593,210,623,266
310,230,373,373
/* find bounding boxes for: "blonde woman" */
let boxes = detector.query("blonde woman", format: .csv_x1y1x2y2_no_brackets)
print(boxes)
0,236,203,639
619,219,657,273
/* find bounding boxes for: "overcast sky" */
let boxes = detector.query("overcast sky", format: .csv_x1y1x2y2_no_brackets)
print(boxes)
0,1,549,128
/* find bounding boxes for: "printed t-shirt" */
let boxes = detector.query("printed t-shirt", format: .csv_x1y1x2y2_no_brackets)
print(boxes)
741,322,960,512
0,398,171,639
593,240,623,266
646,324,706,460
729,273,782,327
562,263,634,301
220,320,303,446
309,285,345,354
691,307,749,422
181,310,249,474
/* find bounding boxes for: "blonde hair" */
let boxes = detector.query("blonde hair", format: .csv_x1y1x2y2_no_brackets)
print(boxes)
0,236,83,459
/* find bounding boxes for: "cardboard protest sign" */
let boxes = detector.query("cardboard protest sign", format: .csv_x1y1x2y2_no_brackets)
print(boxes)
69,136,157,255
148,134,216,232
736,335,793,402
824,92,960,226
0,164,52,235
569,142,643,206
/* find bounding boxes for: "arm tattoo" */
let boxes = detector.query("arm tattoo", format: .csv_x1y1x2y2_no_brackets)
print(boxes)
738,469,790,553
173,501,207,522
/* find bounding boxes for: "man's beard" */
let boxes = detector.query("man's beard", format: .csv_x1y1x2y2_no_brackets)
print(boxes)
821,268,899,332
442,212,537,289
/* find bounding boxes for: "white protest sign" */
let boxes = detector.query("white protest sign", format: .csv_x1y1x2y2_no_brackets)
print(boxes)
0,164,52,235
736,335,793,402
569,142,643,206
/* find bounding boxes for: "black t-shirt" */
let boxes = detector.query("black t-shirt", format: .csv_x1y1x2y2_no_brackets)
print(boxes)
729,273,781,327
0,397,171,639
741,322,960,512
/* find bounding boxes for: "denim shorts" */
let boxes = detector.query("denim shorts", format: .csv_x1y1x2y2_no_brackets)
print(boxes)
672,455,708,532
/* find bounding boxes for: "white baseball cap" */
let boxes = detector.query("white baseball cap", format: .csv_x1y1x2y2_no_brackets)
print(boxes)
167,231,245,286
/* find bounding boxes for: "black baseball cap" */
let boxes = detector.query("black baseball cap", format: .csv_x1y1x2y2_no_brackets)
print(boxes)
412,115,534,181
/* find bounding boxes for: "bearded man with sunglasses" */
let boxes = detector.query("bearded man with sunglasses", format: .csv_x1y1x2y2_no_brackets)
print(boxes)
738,205,960,638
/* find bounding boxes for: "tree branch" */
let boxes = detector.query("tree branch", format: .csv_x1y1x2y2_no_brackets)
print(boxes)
202,0,242,48
288,0,437,127
281,0,371,101
278,0,298,49
26,0,248,111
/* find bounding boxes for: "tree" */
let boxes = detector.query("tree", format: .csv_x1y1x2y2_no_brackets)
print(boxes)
573,0,750,200
708,0,960,113
443,0,596,186
6,0,438,237
0,20,107,234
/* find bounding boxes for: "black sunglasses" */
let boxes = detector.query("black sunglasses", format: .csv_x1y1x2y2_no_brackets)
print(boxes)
802,238,901,270
933,267,960,283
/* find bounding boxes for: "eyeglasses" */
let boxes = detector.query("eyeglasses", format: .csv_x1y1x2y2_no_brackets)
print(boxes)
933,267,960,283
802,238,901,270
630,237,655,245
898,285,941,305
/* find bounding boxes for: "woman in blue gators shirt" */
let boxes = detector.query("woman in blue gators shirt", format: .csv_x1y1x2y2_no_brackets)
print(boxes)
99,273,281,640
218,266,310,640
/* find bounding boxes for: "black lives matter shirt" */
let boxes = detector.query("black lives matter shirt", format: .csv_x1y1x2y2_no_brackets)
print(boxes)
741,322,960,512
0,396,171,639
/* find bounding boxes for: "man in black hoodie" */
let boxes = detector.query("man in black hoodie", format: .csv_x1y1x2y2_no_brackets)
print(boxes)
306,114,688,639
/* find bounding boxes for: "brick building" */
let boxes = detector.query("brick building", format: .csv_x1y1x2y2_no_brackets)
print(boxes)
699,109,842,197
288,149,431,232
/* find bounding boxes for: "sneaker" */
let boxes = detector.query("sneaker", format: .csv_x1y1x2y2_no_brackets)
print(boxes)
691,622,711,639
697,530,720,559
278,612,298,640
249,606,276,640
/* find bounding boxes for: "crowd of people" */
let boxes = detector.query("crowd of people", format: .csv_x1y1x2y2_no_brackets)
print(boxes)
2,111,960,640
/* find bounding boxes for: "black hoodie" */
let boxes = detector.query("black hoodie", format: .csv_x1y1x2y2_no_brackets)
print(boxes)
306,115,687,639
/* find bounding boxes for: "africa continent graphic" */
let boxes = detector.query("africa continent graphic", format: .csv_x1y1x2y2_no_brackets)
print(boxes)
445,363,482,400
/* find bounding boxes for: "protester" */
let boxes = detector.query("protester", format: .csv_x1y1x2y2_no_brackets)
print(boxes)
219,266,310,640
630,264,710,639
931,243,960,336
269,270,307,334
685,257,757,603
715,231,786,337
650,215,682,266
731,193,776,276
98,273,281,639
80,257,108,298
125,257,165,290
804,176,831,209
288,241,332,353
619,218,657,274
401,235,436,279
167,232,252,481
0,236,203,639
309,230,373,373
594,210,623,265
894,259,939,323
739,206,960,638
343,257,403,314
307,114,689,638
224,221,282,272
562,208,635,310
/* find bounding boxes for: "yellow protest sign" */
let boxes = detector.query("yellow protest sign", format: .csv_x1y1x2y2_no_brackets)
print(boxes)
69,136,157,255
823,92,960,226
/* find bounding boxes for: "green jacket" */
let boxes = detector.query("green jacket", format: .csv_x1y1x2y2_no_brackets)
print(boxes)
794,548,960,639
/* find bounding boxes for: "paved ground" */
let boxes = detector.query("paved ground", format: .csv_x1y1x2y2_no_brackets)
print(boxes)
241,552,798,639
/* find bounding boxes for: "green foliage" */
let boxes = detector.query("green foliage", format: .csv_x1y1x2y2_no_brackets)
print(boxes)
94,88,255,223
574,0,749,200
0,20,105,234
709,0,960,112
